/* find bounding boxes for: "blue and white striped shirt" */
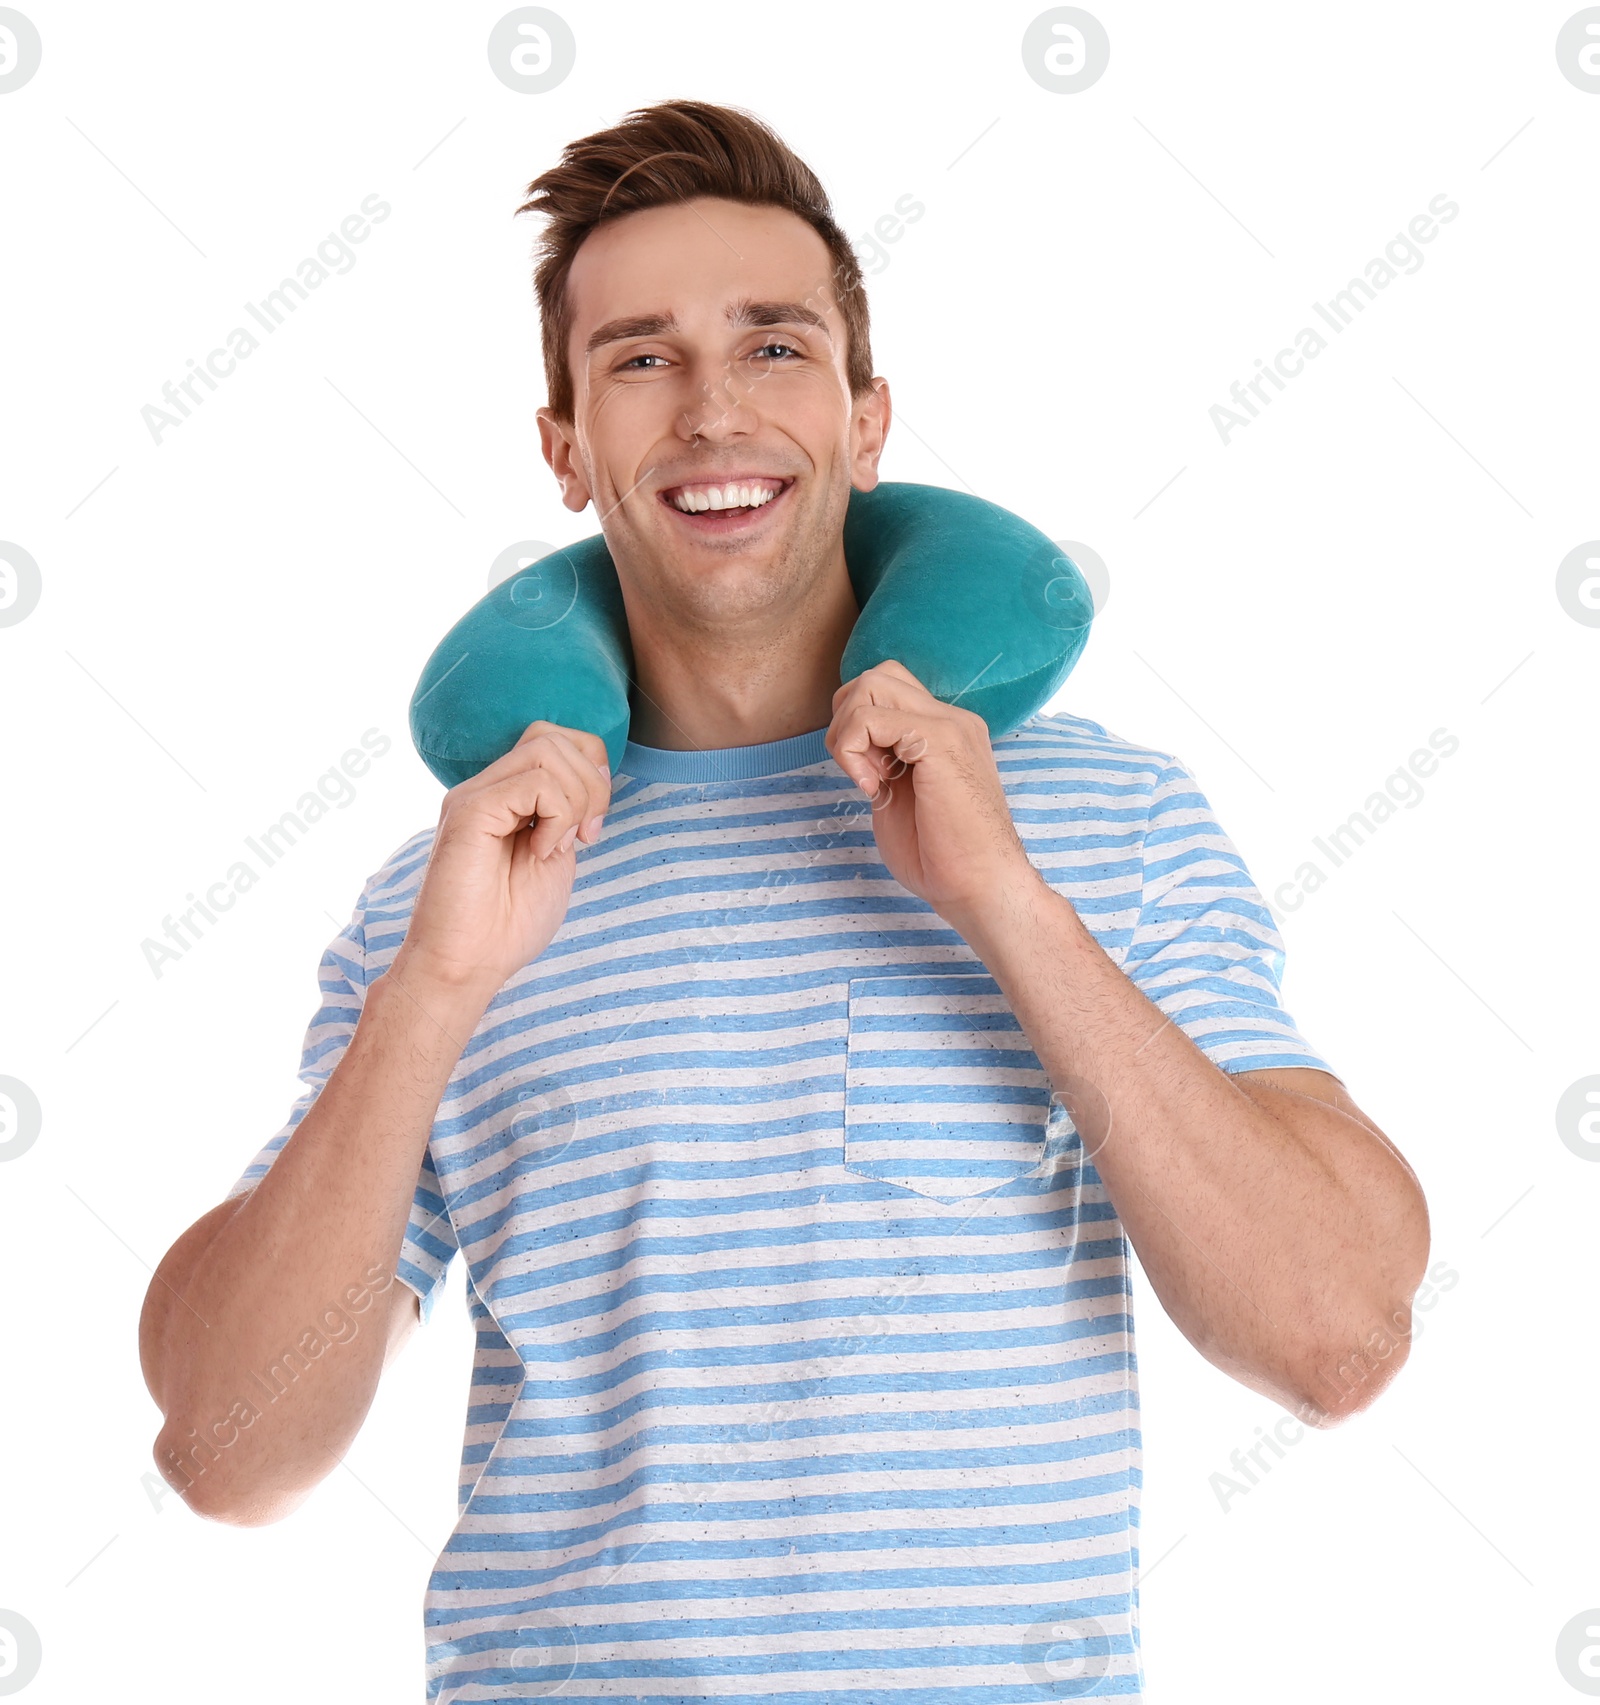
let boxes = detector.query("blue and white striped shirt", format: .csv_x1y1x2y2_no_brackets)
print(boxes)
228,710,1332,1701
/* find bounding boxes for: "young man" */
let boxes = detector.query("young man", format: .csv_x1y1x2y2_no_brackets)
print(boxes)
141,100,1429,1701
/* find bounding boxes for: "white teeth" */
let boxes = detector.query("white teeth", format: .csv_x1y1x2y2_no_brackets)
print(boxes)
669,482,780,513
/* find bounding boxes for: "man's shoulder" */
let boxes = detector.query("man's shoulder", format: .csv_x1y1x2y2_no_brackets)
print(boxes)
996,710,1183,797
358,826,438,916
320,825,435,971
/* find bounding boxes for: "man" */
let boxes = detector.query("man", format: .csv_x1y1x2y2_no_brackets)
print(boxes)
141,99,1429,1700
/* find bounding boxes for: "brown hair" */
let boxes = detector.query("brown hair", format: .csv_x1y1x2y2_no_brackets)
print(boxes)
516,99,874,422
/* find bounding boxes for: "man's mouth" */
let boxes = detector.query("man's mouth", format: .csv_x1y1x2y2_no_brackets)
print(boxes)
657,476,793,532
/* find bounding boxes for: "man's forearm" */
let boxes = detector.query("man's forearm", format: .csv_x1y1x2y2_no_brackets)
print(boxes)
948,869,1430,1420
146,964,490,1521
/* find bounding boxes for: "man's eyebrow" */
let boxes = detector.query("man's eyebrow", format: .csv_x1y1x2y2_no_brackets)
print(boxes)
728,299,833,341
584,299,833,357
585,313,678,356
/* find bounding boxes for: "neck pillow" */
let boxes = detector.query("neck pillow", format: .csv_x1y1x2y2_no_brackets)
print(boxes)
409,480,1093,786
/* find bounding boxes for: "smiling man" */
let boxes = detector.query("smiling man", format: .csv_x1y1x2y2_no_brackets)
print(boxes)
141,100,1429,1701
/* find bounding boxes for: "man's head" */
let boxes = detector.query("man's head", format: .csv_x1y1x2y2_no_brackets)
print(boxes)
520,101,890,637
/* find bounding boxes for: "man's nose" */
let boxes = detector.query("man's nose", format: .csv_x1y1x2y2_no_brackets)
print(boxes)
674,364,758,443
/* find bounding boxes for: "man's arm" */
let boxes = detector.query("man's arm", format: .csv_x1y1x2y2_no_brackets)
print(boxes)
950,887,1429,1425
826,663,1430,1426
137,1194,421,1422
140,720,612,1524
141,969,490,1525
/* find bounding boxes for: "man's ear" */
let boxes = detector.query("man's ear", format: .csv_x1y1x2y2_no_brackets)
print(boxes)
536,406,594,513
849,377,892,493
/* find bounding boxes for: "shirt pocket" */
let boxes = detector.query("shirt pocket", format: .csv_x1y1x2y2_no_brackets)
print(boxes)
844,972,1054,1202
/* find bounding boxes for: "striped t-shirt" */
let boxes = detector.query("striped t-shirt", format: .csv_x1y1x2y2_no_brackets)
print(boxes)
228,710,1332,1702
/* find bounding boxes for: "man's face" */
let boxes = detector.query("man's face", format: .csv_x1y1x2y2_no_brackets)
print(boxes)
538,196,888,628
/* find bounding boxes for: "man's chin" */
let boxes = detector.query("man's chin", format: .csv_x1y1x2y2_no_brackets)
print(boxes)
653,558,799,627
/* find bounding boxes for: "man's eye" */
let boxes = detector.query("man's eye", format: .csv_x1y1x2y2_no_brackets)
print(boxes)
618,352,670,370
753,342,799,361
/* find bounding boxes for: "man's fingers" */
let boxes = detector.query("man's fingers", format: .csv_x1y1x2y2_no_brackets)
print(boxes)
831,659,934,715
477,761,588,860
458,721,610,794
448,731,608,861
828,666,945,766
523,737,613,855
516,720,610,777
530,730,611,841
828,703,933,796
865,658,925,689
454,724,611,847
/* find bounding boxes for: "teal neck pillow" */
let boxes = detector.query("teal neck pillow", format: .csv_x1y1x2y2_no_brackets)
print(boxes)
409,480,1094,786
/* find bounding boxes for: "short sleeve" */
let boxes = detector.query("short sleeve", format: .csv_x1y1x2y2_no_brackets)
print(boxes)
223,881,459,1324
1123,758,1337,1077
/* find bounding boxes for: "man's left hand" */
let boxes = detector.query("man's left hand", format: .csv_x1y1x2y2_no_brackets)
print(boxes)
824,660,1038,921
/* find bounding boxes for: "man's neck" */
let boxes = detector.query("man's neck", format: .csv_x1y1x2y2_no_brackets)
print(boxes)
621,556,859,752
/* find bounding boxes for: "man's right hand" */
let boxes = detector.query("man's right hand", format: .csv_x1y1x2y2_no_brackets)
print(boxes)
391,720,612,1000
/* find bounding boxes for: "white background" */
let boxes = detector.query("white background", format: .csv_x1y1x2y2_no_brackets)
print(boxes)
2,2,1597,1700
